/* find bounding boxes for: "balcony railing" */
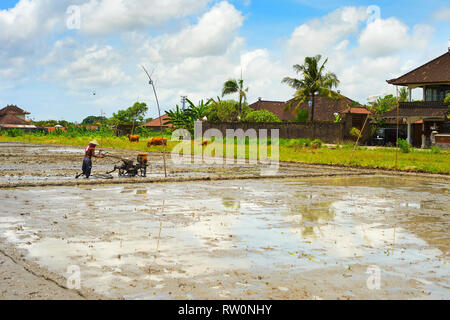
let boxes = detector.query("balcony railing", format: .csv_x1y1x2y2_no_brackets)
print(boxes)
400,101,447,109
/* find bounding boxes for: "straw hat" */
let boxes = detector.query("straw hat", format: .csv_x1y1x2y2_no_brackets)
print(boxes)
89,140,99,146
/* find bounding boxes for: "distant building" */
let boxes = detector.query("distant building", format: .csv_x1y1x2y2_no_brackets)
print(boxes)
0,104,30,120
142,114,173,131
248,99,295,121
248,95,369,123
384,49,450,148
0,105,40,131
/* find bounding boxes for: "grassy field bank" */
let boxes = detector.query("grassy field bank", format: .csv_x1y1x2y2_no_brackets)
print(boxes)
1,134,449,174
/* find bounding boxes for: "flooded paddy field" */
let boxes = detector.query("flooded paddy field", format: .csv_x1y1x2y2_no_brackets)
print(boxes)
0,175,448,300
0,141,364,184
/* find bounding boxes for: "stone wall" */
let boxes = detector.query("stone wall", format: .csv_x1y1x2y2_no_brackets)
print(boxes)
201,120,347,144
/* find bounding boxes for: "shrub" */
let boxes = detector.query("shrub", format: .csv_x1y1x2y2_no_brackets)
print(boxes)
398,139,411,153
6,128,25,137
206,100,252,122
243,110,281,123
349,127,361,141
295,109,309,123
431,146,441,154
311,139,323,148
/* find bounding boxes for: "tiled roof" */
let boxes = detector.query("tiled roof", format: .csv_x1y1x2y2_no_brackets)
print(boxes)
0,105,29,116
387,51,450,85
285,95,356,121
340,107,372,115
142,114,173,128
249,95,359,122
248,100,294,121
0,113,29,125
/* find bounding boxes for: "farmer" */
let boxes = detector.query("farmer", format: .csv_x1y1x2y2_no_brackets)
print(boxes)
76,140,104,179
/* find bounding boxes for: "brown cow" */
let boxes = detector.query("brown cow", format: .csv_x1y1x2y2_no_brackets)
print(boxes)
147,137,167,147
201,140,209,146
127,134,140,142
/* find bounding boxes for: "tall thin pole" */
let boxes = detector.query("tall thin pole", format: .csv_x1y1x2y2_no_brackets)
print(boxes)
395,86,399,169
142,66,168,178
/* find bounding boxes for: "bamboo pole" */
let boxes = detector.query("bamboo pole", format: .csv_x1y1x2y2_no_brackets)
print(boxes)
350,113,369,163
395,86,399,169
142,66,168,178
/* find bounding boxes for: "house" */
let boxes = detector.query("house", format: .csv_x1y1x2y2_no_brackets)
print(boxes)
45,126,67,133
0,105,30,121
384,49,450,148
0,105,40,131
249,95,368,123
142,114,173,131
248,99,295,121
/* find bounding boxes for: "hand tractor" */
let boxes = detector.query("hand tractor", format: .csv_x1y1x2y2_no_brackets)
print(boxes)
105,152,150,178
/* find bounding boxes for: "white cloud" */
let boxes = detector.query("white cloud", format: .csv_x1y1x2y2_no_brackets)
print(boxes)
0,0,60,46
142,1,244,62
0,2,443,121
287,7,368,57
42,45,130,90
79,0,210,35
433,6,450,21
358,18,434,57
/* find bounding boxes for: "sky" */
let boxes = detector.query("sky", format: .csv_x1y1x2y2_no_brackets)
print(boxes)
0,0,449,122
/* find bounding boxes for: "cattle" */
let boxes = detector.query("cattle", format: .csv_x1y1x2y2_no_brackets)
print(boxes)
127,134,140,142
201,140,209,146
147,137,168,147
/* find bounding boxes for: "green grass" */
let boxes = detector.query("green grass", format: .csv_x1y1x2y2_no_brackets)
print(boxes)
1,134,449,174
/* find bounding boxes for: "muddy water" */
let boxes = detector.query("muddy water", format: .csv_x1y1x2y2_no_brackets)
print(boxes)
0,175,448,299
1,142,341,183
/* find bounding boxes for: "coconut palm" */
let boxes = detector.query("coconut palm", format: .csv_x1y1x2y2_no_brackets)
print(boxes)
282,55,340,122
399,87,409,102
222,76,248,118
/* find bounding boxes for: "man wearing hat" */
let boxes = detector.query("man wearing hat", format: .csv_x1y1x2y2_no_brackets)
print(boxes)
76,140,105,179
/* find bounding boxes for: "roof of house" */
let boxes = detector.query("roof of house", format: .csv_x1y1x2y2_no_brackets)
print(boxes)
142,114,173,128
45,126,67,132
0,105,30,116
387,50,450,86
285,95,357,121
248,100,294,121
249,95,360,122
0,113,29,125
340,106,372,115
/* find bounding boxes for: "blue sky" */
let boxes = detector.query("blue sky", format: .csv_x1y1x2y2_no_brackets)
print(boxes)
0,0,449,121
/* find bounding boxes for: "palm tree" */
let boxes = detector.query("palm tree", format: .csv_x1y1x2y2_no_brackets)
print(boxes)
399,87,408,102
282,55,340,122
222,75,248,118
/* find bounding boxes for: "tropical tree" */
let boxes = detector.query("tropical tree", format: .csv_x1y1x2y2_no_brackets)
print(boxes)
445,93,450,108
164,99,213,134
399,87,409,102
207,98,252,122
367,94,397,128
185,98,212,120
222,76,248,118
164,105,191,131
282,55,340,122
110,101,148,134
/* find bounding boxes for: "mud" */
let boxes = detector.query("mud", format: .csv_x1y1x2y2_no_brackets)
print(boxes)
0,142,449,300
0,176,449,299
